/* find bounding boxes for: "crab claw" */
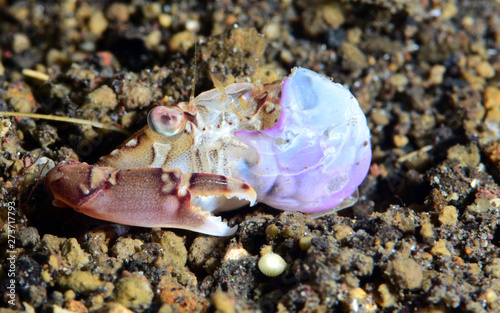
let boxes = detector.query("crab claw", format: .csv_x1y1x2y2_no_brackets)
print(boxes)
45,162,256,236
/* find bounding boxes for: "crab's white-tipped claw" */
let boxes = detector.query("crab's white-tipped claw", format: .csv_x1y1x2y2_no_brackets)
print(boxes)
45,163,255,236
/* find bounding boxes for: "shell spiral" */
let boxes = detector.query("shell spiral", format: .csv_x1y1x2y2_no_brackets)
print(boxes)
234,68,371,213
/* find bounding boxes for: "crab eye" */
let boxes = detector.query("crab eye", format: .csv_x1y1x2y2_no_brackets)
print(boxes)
147,106,187,136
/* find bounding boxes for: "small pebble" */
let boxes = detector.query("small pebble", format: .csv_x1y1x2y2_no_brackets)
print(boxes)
79,41,95,52
114,273,154,311
430,239,451,258
65,300,87,313
393,134,409,148
376,283,397,308
485,106,500,125
144,30,162,49
159,14,172,28
439,205,458,226
467,197,491,214
156,279,206,311
106,3,129,22
322,4,345,29
476,61,495,78
64,289,76,302
142,3,162,20
61,238,90,269
10,97,33,113
223,247,250,262
427,65,446,86
120,112,137,129
419,218,434,240
0,119,11,137
299,235,315,251
111,237,143,259
9,5,29,21
13,33,31,53
58,271,105,294
88,294,104,310
484,258,500,279
389,74,409,92
469,263,481,275
153,230,187,268
42,234,64,253
46,49,69,66
265,224,280,240
484,87,500,109
447,144,480,167
86,85,118,110
341,42,368,69
224,15,237,25
7,82,37,113
389,258,423,290
96,303,133,313
485,289,498,305
280,49,293,63
347,28,362,44
264,22,280,40
211,291,236,313
89,11,108,36
462,16,475,29
186,19,200,32
462,70,485,90
19,227,40,248
333,225,353,241
441,2,458,19
371,109,390,126
122,84,152,109
168,31,195,54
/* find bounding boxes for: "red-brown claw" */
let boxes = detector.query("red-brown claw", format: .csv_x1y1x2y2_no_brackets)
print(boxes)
45,162,256,236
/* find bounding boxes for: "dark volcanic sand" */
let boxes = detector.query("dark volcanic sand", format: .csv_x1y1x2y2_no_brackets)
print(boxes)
1,1,500,312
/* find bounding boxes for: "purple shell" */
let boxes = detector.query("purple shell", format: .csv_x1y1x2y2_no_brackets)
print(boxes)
235,68,371,213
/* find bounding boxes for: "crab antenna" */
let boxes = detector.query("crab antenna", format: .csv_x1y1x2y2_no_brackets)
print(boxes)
254,31,266,86
0,112,131,135
190,37,199,102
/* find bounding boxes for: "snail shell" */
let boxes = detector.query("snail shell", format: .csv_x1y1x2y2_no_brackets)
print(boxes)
258,252,287,277
235,67,371,213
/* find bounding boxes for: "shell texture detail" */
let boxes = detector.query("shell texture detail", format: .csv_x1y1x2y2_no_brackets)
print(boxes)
235,68,371,213
258,252,287,277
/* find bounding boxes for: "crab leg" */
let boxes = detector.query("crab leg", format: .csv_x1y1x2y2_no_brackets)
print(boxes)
45,162,256,236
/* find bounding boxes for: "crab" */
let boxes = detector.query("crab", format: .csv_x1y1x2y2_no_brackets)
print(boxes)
45,68,372,236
